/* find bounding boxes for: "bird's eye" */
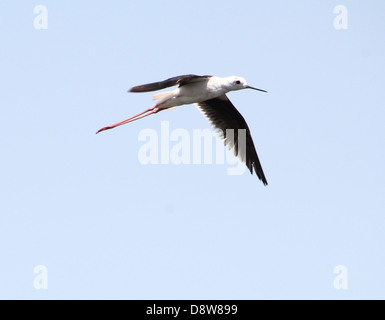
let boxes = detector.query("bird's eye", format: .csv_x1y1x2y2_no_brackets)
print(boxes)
235,80,241,85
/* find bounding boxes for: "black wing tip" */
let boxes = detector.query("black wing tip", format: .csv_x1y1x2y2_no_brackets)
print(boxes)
256,172,268,186
248,162,268,186
128,85,151,93
257,171,268,186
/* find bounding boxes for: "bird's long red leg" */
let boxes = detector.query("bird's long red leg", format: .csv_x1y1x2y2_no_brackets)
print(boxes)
96,107,161,134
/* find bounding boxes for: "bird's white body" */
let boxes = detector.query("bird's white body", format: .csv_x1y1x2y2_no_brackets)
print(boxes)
153,76,247,109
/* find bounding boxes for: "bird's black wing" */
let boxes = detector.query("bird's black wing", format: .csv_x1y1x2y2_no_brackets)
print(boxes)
129,74,211,93
197,95,268,185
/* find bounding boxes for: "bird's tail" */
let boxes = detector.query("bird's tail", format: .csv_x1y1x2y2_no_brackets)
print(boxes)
152,91,175,104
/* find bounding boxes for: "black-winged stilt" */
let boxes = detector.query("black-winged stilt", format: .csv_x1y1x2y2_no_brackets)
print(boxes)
97,74,268,185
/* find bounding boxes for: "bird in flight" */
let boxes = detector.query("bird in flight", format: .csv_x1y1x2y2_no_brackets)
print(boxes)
97,74,268,185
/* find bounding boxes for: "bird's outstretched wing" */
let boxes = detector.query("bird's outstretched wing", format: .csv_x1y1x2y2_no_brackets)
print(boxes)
129,74,211,93
197,95,268,185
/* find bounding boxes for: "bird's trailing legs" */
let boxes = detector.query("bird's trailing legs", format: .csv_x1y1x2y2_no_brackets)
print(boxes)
96,106,163,134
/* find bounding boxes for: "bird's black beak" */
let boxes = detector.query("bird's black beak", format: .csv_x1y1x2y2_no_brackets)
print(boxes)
246,85,267,93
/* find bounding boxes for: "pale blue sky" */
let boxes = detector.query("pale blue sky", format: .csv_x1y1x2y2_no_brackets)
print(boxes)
1,0,384,299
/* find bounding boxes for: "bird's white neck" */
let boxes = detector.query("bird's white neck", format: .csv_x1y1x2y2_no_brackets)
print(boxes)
207,76,232,95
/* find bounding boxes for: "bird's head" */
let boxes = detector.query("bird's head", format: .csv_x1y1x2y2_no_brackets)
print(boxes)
225,76,267,93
